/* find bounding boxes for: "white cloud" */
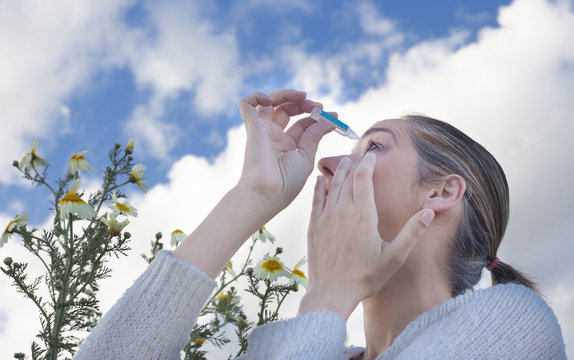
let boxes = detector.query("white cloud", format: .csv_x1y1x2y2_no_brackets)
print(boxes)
2,0,573,357
357,2,396,36
0,0,245,181
0,0,132,185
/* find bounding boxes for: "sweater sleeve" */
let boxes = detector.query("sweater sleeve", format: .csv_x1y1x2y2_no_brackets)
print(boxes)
74,250,217,360
236,310,347,360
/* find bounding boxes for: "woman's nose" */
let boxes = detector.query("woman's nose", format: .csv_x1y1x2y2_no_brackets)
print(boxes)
317,155,346,180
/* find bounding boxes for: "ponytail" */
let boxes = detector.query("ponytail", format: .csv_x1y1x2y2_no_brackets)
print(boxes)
490,259,541,295
403,115,541,298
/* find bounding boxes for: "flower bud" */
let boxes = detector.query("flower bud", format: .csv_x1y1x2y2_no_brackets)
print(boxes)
124,232,131,239
155,232,162,240
14,353,26,360
124,139,134,155
246,267,254,275
276,247,283,254
127,156,133,161
12,161,19,168
114,143,121,149
4,257,13,266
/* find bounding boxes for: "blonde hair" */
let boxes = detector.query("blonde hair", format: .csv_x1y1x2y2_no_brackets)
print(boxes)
402,115,539,296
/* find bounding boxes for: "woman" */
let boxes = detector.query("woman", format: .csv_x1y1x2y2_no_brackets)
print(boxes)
75,89,566,359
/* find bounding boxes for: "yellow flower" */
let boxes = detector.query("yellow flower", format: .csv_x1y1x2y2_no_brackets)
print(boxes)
225,261,237,277
19,140,49,172
1,212,29,248
59,179,96,221
290,257,308,288
251,226,275,244
100,213,129,236
68,150,94,176
129,164,149,191
170,229,187,247
125,138,135,154
253,255,291,282
191,338,205,348
217,293,229,302
108,192,138,217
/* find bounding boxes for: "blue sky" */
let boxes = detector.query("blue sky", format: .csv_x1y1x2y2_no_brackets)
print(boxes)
1,0,512,225
1,0,573,357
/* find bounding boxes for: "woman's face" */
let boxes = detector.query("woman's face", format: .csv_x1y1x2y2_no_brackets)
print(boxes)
317,119,429,241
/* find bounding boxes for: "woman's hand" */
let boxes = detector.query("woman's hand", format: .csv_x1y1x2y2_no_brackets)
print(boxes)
299,153,435,320
237,89,335,216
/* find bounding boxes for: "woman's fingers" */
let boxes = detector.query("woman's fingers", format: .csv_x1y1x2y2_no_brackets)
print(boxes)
310,175,327,223
285,111,337,144
238,92,274,126
239,89,307,128
273,100,321,130
353,153,377,206
323,157,352,210
267,89,307,107
382,209,435,269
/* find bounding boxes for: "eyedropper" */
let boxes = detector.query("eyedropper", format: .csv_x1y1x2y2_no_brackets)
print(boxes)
310,107,360,141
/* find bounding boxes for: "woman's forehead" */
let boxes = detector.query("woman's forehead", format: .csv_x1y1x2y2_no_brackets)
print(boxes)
362,118,408,141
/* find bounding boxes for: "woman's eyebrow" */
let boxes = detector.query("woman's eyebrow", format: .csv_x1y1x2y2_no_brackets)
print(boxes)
360,126,399,145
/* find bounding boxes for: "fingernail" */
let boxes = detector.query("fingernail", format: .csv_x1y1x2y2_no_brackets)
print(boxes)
365,153,376,160
421,209,435,226
317,175,323,182
341,157,350,165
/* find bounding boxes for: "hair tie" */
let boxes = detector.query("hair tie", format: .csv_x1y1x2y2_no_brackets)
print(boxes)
487,257,500,271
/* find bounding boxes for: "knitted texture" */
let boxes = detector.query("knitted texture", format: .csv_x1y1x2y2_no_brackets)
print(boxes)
74,250,216,360
236,310,347,360
74,252,566,359
376,283,566,359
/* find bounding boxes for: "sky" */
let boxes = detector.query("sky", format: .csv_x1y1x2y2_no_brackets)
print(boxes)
1,0,573,357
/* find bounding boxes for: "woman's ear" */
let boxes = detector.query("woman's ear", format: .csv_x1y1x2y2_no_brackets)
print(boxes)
423,175,466,213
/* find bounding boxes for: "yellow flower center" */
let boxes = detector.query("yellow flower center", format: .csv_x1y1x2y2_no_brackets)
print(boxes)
292,269,307,279
5,221,15,233
116,202,131,213
172,229,184,235
192,338,205,345
217,294,229,302
70,154,86,161
61,193,83,204
261,226,266,231
262,259,283,273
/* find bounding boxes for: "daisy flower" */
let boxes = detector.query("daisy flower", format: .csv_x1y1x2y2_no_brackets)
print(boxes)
1,211,29,248
191,338,205,348
129,164,149,191
124,138,134,154
68,151,94,176
253,255,291,282
108,192,138,217
19,140,49,172
225,261,237,277
170,229,187,247
59,179,96,221
100,213,129,236
251,226,275,244
289,257,308,289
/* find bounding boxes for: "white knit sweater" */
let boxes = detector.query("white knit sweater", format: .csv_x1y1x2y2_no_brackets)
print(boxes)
74,251,566,359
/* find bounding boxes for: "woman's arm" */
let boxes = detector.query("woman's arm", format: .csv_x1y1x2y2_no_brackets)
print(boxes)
75,90,334,359
172,90,334,278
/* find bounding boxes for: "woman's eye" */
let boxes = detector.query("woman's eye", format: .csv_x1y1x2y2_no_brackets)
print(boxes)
366,140,383,152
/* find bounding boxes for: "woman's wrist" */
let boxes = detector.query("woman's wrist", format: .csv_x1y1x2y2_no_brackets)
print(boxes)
232,180,290,218
172,185,278,278
297,289,359,321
